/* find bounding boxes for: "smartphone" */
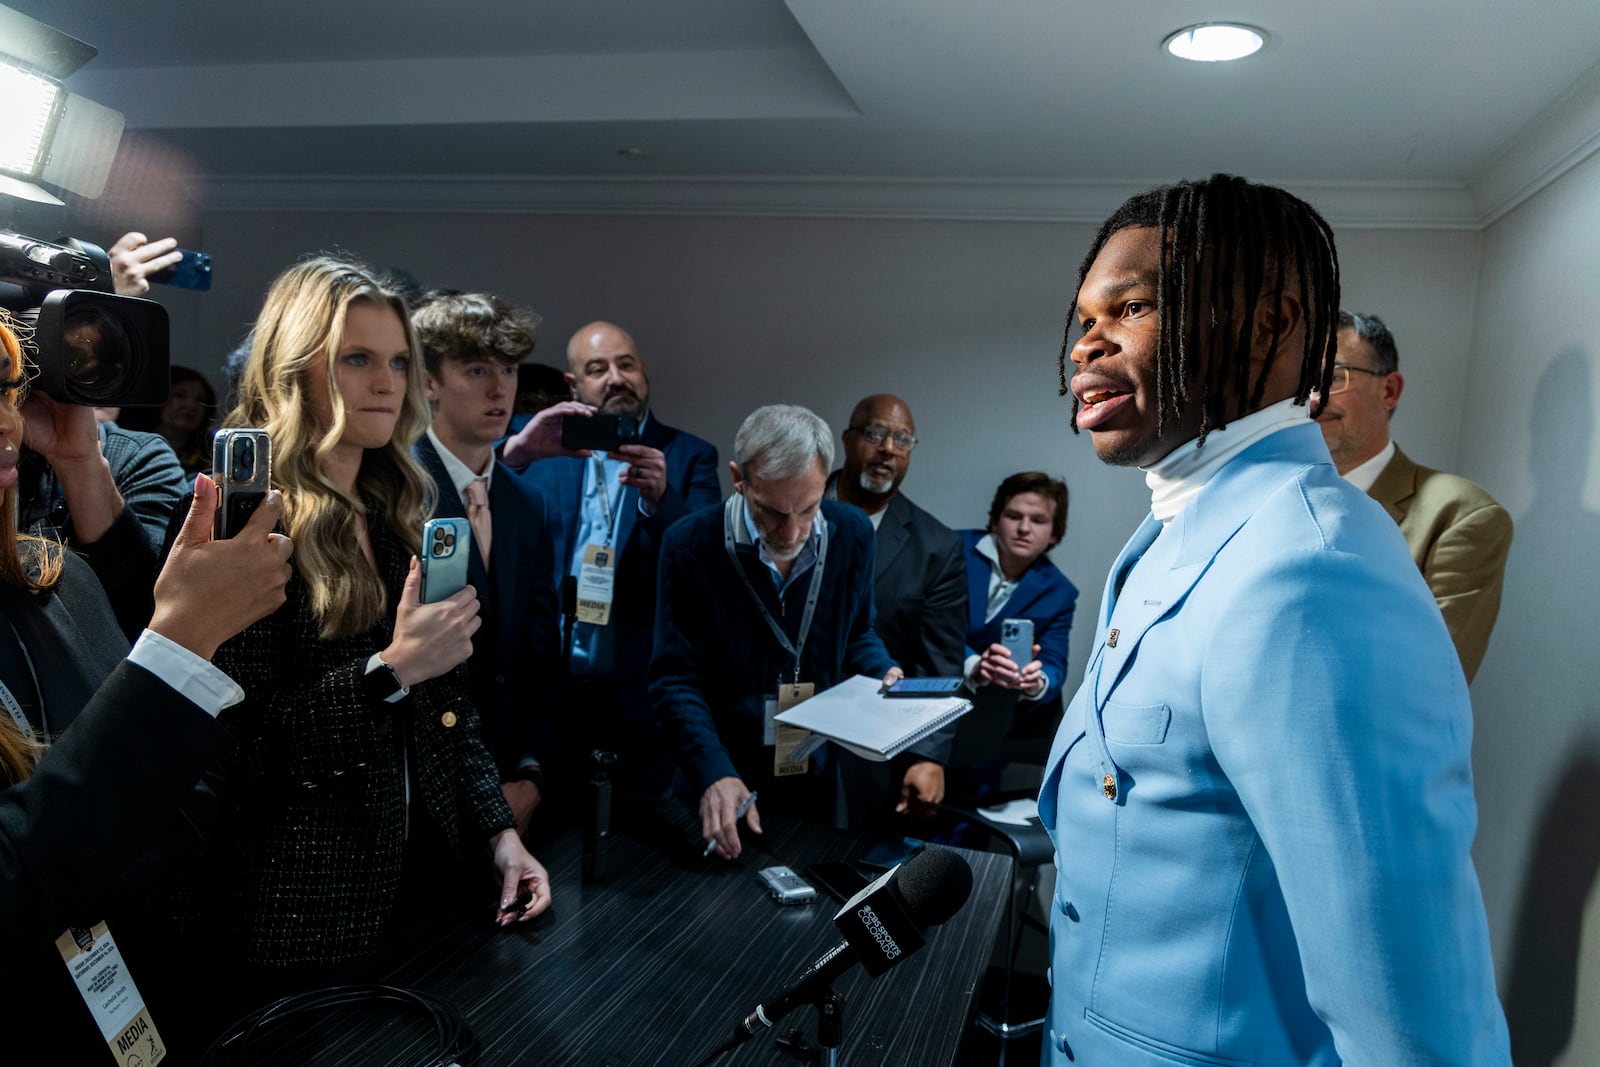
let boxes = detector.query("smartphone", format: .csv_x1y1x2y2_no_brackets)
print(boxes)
212,428,270,539
857,837,925,873
1000,618,1035,670
560,412,641,453
884,676,964,698
420,517,471,603
806,861,872,904
149,248,213,291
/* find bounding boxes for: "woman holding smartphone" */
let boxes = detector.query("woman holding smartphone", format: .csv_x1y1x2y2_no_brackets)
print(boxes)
155,257,550,1028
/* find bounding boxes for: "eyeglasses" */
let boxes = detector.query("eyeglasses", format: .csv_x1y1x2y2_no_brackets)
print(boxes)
1322,363,1385,396
847,424,918,452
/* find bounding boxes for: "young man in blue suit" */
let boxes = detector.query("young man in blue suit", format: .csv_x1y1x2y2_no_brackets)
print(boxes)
505,321,721,797
1042,175,1509,1064
952,471,1077,777
412,292,563,837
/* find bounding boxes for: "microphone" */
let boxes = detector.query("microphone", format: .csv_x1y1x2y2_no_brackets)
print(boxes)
731,847,973,1044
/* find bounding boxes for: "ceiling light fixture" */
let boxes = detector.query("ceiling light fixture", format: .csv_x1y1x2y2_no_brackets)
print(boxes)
1163,23,1267,63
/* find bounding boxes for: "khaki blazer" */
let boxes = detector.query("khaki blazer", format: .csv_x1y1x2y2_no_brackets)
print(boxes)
1368,445,1513,681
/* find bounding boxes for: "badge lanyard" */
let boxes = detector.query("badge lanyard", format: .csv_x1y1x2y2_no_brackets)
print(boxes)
590,455,627,548
722,495,829,686
0,614,44,737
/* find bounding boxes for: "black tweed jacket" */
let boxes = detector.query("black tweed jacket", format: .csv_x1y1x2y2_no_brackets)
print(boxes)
164,498,513,966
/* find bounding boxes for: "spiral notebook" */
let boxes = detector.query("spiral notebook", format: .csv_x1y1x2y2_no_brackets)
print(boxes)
774,674,972,762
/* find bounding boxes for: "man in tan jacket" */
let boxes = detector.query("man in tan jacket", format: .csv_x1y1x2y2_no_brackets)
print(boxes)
1315,311,1512,681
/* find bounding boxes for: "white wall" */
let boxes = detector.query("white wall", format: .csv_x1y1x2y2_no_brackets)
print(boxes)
1456,149,1600,1067
177,209,1482,703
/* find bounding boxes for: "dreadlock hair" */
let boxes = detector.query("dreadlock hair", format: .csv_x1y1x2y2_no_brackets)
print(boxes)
1057,173,1341,449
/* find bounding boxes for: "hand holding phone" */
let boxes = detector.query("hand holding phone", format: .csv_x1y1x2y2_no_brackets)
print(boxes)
382,558,481,688
149,248,213,291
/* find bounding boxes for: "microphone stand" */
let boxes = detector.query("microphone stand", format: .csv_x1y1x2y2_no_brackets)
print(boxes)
774,985,846,1067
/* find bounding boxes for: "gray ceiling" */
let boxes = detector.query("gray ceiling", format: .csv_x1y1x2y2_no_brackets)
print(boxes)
9,0,1600,210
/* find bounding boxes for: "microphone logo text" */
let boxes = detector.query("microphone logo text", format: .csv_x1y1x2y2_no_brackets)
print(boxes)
857,905,902,960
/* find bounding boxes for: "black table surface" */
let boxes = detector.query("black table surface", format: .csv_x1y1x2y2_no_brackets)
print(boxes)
251,807,1010,1066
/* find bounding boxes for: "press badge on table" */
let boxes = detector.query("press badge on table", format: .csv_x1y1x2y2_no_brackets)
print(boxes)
576,544,616,625
769,682,815,777
55,921,167,1065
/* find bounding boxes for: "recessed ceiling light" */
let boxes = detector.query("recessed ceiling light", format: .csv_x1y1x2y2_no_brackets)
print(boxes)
1163,23,1267,63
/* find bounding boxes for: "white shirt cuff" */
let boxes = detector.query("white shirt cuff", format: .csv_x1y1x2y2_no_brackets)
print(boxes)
963,652,982,685
128,629,245,717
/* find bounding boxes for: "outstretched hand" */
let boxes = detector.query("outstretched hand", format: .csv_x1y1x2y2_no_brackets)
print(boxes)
148,474,293,659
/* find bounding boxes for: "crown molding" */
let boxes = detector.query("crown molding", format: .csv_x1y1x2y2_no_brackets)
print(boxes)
1470,60,1600,227
193,173,1483,229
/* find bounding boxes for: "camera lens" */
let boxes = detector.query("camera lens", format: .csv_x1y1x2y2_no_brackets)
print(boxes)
233,437,255,482
62,308,136,399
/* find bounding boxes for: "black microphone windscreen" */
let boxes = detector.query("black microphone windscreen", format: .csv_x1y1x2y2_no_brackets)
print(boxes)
894,847,972,927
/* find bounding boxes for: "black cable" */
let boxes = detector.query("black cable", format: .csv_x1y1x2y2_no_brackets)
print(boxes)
199,983,478,1067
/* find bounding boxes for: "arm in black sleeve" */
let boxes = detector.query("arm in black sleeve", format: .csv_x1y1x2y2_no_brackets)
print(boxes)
0,661,228,949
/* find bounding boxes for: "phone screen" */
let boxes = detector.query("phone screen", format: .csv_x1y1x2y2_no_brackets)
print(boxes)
886,676,963,697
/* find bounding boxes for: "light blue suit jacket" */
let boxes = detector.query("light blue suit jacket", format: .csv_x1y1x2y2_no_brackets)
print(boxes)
1039,422,1508,1066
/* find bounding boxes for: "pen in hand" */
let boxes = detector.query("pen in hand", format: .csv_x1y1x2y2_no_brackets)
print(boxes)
704,791,758,857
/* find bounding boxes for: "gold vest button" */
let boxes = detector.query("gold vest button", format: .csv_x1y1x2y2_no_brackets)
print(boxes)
441,711,458,728
1102,773,1117,800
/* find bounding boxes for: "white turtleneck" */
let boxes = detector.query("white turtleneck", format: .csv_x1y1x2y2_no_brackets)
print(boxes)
1144,396,1312,523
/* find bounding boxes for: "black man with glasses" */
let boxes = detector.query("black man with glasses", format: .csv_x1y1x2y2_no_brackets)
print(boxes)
826,394,966,824
1314,311,1512,681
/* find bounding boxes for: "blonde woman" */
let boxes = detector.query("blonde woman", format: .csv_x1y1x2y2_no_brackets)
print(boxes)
157,257,549,1017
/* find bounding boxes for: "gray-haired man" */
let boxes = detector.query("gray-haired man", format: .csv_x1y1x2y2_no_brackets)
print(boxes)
650,404,917,858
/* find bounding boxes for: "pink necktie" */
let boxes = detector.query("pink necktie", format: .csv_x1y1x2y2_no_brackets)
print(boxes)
463,477,492,570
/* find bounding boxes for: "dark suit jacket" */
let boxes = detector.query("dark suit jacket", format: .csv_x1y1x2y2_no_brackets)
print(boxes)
652,499,895,820
18,422,187,640
1368,445,1513,682
1,660,224,948
0,551,128,741
515,413,721,732
827,477,967,769
160,500,513,967
414,437,562,780
0,660,229,1063
955,528,1078,766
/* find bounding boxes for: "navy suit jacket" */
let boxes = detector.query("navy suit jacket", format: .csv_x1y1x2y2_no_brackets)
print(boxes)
651,499,894,817
956,529,1078,765
514,413,720,725
827,477,967,769
415,436,562,779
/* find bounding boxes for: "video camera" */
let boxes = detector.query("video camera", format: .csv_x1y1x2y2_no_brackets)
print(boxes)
0,229,169,406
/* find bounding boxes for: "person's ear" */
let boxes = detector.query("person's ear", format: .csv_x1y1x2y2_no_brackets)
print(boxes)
1383,371,1405,416
1253,290,1305,356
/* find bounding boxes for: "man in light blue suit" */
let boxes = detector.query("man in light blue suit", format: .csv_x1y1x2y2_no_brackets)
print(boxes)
1040,175,1509,1065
